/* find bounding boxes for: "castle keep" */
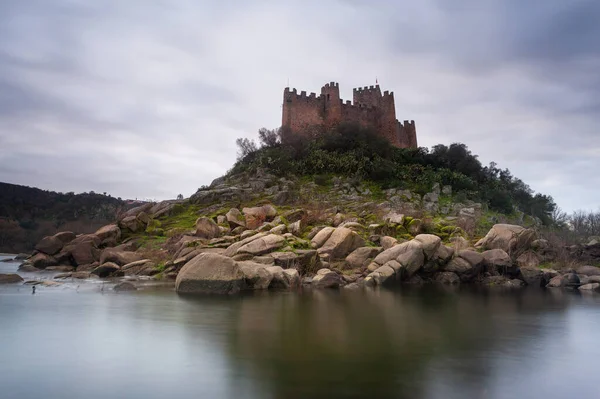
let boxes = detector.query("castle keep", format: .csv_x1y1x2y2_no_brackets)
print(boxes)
282,82,417,148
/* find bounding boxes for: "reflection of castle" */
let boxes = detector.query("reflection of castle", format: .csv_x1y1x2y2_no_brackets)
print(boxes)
282,82,417,148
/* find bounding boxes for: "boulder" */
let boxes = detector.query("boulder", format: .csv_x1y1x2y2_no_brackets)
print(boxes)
60,234,101,266
345,247,382,270
444,257,478,282
238,262,273,290
457,250,484,269
119,216,143,233
195,217,221,239
92,262,121,278
482,249,514,274
0,274,24,284
413,234,442,259
121,202,154,219
18,264,41,273
368,265,396,286
383,212,404,225
54,231,76,245
35,235,64,255
100,249,143,266
121,259,155,276
546,275,566,288
396,241,425,277
312,269,344,289
564,273,581,288
236,234,286,256
243,205,277,230
224,232,267,257
175,253,245,295
434,272,460,285
113,282,137,291
226,208,246,228
422,245,454,274
29,252,58,269
266,266,300,289
310,227,336,249
450,236,470,251
94,224,121,247
519,266,544,287
576,265,600,276
475,224,536,254
380,236,398,250
72,271,93,279
316,227,365,259
516,251,540,268
578,283,600,292
270,224,287,235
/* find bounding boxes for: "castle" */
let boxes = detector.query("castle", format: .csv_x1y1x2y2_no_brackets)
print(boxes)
281,81,417,148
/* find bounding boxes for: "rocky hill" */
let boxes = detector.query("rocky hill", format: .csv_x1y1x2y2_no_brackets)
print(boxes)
5,124,600,294
0,182,126,253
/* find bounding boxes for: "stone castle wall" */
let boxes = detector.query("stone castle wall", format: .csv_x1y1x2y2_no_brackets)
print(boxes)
281,82,417,148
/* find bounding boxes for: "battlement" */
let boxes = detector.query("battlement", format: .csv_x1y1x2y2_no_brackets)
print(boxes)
282,81,417,149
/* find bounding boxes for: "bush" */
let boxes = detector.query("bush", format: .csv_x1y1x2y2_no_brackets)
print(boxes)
231,123,557,224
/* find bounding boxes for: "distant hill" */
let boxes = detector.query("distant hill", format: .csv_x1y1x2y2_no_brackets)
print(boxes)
0,182,127,253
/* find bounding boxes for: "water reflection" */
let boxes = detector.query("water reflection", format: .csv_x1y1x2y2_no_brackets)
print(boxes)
1,256,599,399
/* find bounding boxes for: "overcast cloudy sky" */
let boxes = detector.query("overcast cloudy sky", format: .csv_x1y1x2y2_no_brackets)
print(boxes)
0,0,598,212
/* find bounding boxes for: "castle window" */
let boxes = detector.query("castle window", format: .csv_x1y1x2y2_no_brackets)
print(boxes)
327,94,330,101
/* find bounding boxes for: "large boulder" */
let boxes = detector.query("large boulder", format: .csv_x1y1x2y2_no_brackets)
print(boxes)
175,253,245,295
35,235,65,255
29,252,58,269
380,236,398,250
266,266,300,289
481,249,514,274
422,245,454,275
91,262,121,278
94,224,121,247
579,283,600,292
120,259,155,276
366,265,396,286
576,265,600,276
225,208,246,228
119,216,144,233
519,266,544,287
444,257,479,282
195,217,221,239
312,269,344,289
236,234,286,256
475,224,537,254
59,234,101,266
242,205,277,230
345,247,382,269
238,262,273,290
516,251,540,268
223,232,267,257
310,227,335,249
99,249,143,266
435,272,460,285
54,231,77,245
413,234,442,259
316,227,365,259
457,250,484,270
0,274,24,284
371,240,425,278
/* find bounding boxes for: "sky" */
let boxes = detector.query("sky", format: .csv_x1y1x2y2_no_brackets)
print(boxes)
0,0,598,212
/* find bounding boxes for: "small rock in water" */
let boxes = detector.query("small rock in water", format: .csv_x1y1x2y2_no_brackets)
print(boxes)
113,282,137,292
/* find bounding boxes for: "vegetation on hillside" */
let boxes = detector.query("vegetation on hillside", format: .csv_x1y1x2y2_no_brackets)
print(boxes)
230,124,558,225
0,182,125,253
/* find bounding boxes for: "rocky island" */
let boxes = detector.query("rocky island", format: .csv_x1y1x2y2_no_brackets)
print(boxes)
3,122,599,295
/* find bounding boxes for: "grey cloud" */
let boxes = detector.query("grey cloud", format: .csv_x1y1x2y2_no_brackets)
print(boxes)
0,0,598,212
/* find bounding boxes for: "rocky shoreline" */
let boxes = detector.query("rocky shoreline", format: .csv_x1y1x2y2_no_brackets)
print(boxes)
2,201,599,295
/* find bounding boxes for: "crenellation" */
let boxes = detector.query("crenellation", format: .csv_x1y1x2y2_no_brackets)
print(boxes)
282,81,417,148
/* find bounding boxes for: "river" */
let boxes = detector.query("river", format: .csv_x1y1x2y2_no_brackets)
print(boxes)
1,254,599,399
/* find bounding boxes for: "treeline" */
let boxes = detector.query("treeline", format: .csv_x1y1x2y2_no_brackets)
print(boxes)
230,123,558,225
0,182,125,253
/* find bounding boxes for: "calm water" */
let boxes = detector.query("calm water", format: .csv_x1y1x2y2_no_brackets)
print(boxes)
1,254,600,399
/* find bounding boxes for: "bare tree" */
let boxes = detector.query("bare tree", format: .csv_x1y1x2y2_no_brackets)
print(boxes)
235,138,258,160
258,127,281,147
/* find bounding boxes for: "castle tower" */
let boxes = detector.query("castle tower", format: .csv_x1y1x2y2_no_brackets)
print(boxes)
320,82,342,127
353,85,382,108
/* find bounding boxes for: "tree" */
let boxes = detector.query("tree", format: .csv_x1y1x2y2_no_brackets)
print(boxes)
258,127,281,147
235,138,258,160
177,194,184,200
